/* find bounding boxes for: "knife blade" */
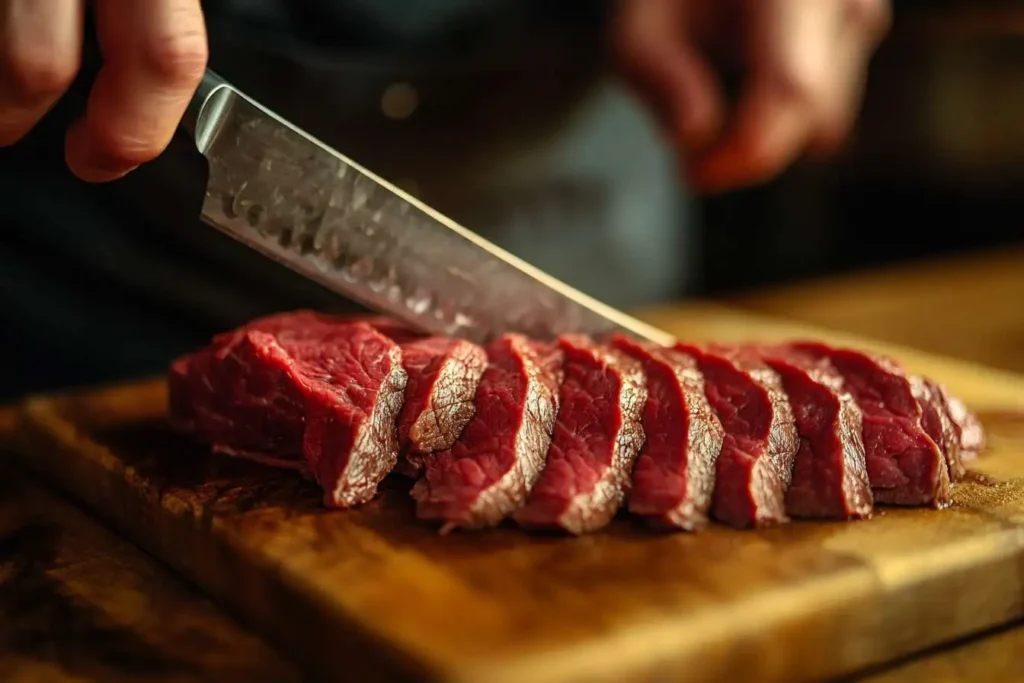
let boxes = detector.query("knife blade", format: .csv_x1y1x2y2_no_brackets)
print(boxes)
180,70,674,346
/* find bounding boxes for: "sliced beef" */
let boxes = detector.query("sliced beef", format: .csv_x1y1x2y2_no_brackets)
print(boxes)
754,347,873,520
168,314,407,507
411,334,563,532
296,325,407,506
919,378,963,482
610,334,723,530
396,337,487,472
788,342,951,507
675,344,799,528
937,385,986,464
514,336,648,534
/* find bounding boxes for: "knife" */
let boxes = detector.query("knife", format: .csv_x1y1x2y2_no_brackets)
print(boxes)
180,70,674,346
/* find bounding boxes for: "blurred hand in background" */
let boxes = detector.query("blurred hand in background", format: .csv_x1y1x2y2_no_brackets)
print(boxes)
613,0,891,193
0,0,890,194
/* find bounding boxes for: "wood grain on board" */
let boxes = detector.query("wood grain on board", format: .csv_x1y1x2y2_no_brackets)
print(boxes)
0,461,301,683
9,304,1024,683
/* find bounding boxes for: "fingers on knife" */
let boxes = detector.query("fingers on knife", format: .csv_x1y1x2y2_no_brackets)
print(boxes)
0,0,84,146
66,0,207,182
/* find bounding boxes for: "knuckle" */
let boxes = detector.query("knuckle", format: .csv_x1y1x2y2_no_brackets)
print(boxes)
745,144,786,181
777,72,818,110
91,127,168,167
142,30,208,86
2,47,78,103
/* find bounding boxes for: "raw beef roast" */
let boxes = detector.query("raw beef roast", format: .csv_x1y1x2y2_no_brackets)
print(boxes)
411,334,563,532
755,347,873,520
169,314,407,507
170,310,986,535
167,311,348,468
788,342,952,507
611,334,724,530
396,337,487,471
676,344,799,528
514,336,648,534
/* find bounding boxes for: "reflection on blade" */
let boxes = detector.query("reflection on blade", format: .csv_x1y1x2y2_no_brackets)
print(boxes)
193,84,673,346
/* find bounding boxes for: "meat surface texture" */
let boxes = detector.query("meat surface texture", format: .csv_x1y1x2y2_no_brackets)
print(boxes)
755,347,873,520
788,342,952,507
411,335,563,532
396,337,488,472
611,334,724,530
940,387,986,462
677,344,799,528
169,313,407,507
514,336,648,534
170,310,986,535
919,378,963,482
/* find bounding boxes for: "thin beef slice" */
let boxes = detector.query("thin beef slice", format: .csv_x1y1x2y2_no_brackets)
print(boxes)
676,343,799,528
938,385,986,463
755,347,873,519
396,337,487,471
611,334,724,530
514,336,647,534
412,334,563,532
919,378,963,482
168,314,407,507
788,342,951,507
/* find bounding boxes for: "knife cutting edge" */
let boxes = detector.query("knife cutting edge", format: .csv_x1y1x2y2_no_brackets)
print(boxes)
180,70,675,346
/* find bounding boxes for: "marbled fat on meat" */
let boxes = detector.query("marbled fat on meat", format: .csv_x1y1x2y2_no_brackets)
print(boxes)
411,334,563,532
514,336,647,534
611,334,724,530
677,343,799,528
396,337,487,471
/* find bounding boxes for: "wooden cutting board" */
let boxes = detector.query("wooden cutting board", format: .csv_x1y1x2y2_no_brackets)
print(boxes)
9,304,1024,683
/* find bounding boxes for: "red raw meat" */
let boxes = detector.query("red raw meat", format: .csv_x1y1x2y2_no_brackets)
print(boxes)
396,337,487,470
676,343,799,528
788,342,952,507
169,314,407,507
412,334,563,532
514,336,647,534
611,334,723,530
755,347,873,519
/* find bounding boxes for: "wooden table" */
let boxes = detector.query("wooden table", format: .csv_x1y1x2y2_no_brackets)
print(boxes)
2,246,1022,682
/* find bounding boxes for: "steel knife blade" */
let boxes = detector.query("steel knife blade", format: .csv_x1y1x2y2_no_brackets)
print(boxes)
180,70,673,346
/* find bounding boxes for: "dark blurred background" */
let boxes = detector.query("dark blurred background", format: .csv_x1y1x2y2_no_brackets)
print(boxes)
1,0,1022,401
